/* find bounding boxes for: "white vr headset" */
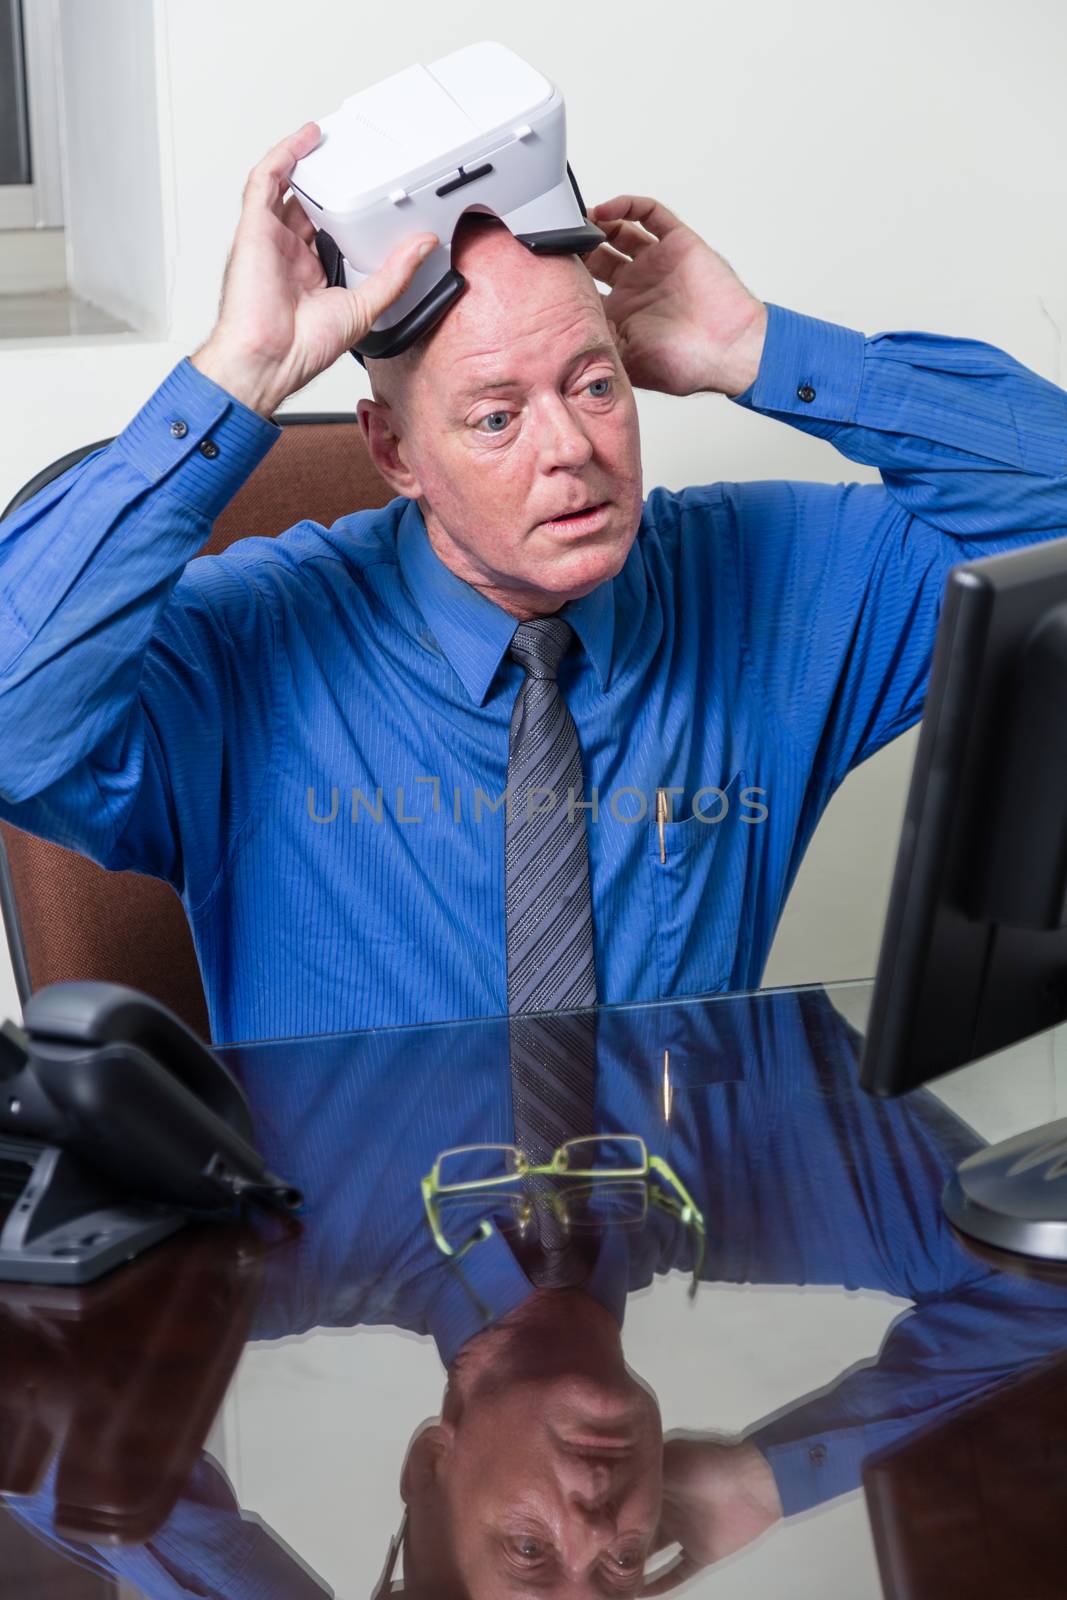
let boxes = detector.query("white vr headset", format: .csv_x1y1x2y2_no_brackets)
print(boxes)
289,41,605,363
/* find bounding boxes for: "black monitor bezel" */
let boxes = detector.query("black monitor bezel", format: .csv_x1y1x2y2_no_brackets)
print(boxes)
861,533,1067,1097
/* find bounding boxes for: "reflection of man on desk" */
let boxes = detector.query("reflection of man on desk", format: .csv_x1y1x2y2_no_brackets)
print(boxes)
6,990,1067,1596
2,109,1066,1040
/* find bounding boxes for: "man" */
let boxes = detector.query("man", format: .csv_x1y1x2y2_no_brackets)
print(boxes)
1,120,1065,1042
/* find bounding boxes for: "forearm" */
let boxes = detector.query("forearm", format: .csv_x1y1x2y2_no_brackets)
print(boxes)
0,360,278,808
732,303,1067,543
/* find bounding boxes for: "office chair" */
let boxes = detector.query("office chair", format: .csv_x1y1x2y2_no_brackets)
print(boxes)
0,412,393,1041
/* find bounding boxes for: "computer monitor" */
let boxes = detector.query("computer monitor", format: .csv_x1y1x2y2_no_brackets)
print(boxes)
860,532,1067,1261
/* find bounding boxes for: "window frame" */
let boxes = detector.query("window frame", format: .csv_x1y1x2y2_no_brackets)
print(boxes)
0,0,64,231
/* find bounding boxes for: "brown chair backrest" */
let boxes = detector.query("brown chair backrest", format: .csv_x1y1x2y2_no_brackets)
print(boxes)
0,415,393,1041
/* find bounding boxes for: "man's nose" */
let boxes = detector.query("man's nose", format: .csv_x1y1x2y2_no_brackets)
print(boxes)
562,1494,621,1573
536,395,595,470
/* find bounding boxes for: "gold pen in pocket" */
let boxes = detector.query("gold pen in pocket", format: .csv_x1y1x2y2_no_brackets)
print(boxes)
656,787,667,864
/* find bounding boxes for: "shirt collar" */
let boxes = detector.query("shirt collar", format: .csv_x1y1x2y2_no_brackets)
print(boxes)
396,498,614,706
425,1226,631,1368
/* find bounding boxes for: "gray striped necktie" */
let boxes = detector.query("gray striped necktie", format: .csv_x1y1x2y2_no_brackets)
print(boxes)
505,617,598,1285
510,1010,599,1288
505,618,597,1014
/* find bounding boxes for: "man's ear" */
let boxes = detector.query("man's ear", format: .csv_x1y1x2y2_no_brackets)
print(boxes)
357,398,423,499
400,1418,454,1506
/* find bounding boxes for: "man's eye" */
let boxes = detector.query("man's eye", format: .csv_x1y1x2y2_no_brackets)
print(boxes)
610,1547,643,1572
584,376,613,398
477,410,512,433
509,1535,546,1561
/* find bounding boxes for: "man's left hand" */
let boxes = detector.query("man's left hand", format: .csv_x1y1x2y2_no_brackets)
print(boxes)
641,1436,783,1593
587,196,767,399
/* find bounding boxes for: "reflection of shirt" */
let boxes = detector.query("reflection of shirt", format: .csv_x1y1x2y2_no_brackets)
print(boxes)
10,1454,332,1599
7,989,1067,1594
237,990,1067,1511
2,313,1066,1042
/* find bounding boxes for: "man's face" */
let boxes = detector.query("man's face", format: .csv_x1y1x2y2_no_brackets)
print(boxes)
407,1360,663,1597
360,220,644,617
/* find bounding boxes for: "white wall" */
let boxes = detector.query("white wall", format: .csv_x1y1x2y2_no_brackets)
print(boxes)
56,0,169,332
1,0,1065,1034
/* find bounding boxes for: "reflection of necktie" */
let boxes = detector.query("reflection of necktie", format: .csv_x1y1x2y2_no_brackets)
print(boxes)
505,619,597,1013
510,1011,598,1288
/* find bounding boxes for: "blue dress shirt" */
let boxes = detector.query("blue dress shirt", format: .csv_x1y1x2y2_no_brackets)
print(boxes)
1,305,1065,1042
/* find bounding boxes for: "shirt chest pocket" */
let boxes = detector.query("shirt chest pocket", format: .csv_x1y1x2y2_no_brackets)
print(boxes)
647,770,752,999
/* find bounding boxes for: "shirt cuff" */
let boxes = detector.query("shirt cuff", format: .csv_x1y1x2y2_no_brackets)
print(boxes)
730,302,866,425
749,1428,869,1517
116,357,281,521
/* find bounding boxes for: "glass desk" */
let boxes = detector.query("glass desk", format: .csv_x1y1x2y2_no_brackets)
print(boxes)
2,979,1066,1599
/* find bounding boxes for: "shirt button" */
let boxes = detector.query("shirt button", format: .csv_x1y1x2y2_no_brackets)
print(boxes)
797,384,817,404
170,419,188,438
809,1443,827,1465
199,438,220,459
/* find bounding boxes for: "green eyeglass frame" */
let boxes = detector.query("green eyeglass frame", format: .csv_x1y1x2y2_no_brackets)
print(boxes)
421,1134,706,1297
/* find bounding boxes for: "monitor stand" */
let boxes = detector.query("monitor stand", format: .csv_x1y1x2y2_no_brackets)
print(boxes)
942,1117,1067,1260
0,1134,184,1285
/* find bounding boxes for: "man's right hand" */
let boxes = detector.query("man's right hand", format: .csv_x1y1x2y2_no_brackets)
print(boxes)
191,123,437,418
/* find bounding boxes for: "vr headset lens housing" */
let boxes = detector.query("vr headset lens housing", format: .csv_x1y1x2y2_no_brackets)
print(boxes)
289,41,605,362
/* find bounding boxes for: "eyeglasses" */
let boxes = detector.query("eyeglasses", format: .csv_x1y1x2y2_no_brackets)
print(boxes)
421,1134,706,1297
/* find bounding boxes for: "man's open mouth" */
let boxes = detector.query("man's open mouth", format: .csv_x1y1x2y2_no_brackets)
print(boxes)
540,502,610,527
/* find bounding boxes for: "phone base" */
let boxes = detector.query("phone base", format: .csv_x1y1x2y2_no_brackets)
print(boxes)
0,1136,184,1284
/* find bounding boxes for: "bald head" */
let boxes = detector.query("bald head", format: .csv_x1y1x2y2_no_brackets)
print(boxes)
365,213,605,412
